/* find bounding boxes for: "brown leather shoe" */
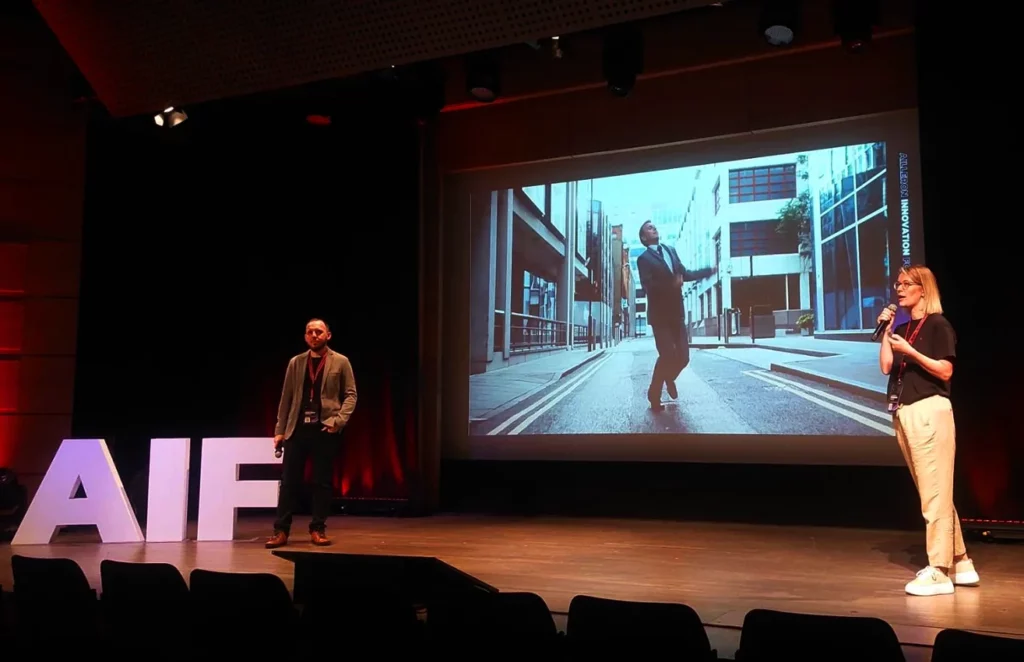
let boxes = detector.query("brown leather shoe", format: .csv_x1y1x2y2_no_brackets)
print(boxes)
310,530,331,546
265,531,288,549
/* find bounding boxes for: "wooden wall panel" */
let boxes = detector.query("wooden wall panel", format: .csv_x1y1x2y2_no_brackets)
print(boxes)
438,0,915,109
0,180,85,241
0,301,25,354
16,357,77,415
437,33,917,173
0,414,15,467
0,11,86,491
21,298,79,356
2,414,73,477
0,243,28,294
25,241,82,297
0,117,87,183
0,360,18,413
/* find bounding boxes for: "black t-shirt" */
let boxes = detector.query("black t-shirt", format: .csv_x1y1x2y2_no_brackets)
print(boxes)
887,313,956,407
301,355,325,424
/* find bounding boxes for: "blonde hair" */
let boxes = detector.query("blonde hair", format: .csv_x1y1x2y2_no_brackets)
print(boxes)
900,265,943,315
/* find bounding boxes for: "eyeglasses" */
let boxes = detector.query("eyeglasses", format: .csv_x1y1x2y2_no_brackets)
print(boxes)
892,280,919,291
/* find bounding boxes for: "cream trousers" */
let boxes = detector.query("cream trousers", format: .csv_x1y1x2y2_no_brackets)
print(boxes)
894,395,966,569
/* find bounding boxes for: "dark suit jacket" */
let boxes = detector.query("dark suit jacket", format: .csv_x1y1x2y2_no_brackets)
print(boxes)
636,244,715,328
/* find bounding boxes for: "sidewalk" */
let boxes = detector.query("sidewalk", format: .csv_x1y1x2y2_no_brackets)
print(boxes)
469,347,606,421
692,334,887,401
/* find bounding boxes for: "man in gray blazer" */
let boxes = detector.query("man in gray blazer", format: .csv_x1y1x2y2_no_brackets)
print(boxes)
266,318,357,548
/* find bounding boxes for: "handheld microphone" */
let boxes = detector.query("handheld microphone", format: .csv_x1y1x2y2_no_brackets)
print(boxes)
274,440,284,459
871,304,898,341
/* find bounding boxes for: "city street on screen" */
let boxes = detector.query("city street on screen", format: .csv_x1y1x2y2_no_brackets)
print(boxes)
468,142,908,441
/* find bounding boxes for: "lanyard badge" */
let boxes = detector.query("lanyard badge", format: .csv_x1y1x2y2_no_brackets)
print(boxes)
887,316,927,412
303,355,327,424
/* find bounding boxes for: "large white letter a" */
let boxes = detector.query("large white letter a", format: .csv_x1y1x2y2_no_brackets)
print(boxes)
11,439,144,545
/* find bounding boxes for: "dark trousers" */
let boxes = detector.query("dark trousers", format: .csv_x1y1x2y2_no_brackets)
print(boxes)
273,425,338,534
649,320,689,398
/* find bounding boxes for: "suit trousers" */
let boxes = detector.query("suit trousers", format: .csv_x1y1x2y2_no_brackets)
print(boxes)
273,425,338,534
649,320,689,397
893,395,967,569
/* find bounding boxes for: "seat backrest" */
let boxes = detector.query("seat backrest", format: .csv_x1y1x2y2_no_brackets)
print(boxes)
491,592,559,637
736,608,904,661
189,569,297,651
932,628,1024,662
189,568,295,617
11,555,98,639
432,591,559,638
100,559,189,602
12,555,93,598
567,594,713,655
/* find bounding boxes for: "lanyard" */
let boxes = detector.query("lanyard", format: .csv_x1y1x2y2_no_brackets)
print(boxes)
307,354,327,400
895,315,927,382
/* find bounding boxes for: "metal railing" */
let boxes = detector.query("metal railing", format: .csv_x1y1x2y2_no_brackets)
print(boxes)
572,324,588,346
494,311,587,353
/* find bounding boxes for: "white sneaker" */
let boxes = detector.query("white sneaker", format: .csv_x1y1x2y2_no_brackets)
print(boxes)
905,567,954,596
952,558,980,586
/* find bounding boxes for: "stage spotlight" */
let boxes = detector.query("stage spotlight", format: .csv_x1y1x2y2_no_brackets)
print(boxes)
602,25,644,97
833,0,877,52
154,106,188,127
551,36,563,59
465,51,500,103
760,0,801,46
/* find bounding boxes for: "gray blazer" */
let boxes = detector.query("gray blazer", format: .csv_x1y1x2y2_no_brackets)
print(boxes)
274,349,357,439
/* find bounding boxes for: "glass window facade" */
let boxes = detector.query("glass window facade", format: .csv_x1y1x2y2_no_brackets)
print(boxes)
522,271,557,320
522,185,545,212
729,164,797,203
816,142,888,331
576,179,592,261
550,183,567,236
730,220,795,258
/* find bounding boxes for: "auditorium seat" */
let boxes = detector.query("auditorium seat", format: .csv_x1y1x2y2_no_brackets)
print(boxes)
10,555,100,649
429,591,560,643
565,594,715,657
189,569,297,653
100,560,191,654
932,627,1024,661
735,608,904,661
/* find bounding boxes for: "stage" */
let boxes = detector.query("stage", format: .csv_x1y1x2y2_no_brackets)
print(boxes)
3,515,1022,657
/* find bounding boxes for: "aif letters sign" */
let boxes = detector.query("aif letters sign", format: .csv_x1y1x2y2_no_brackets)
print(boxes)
11,437,282,545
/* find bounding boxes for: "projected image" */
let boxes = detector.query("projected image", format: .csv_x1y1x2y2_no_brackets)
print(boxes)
469,142,909,437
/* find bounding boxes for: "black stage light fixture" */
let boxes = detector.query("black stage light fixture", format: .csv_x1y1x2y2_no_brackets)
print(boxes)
602,24,644,97
760,0,801,46
833,0,878,53
465,50,501,103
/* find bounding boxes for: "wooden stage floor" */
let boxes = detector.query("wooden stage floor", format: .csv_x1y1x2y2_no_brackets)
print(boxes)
3,515,1022,656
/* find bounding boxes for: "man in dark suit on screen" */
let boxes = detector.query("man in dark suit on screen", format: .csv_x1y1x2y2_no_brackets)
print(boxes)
636,220,716,411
